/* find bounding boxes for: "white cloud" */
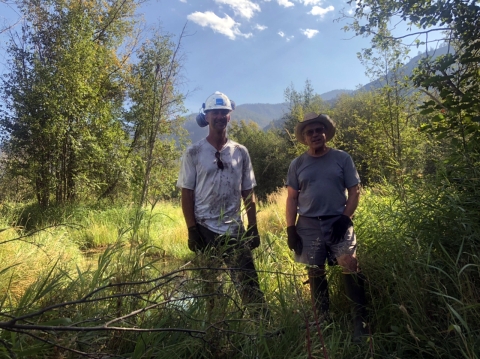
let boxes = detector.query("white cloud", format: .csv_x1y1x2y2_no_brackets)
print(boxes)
179,0,187,3
300,0,322,5
301,28,319,38
309,5,334,17
214,0,261,19
277,0,294,7
347,0,370,14
255,24,268,30
187,11,252,40
278,31,294,41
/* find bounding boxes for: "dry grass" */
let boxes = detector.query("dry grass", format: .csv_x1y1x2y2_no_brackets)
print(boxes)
0,226,87,300
257,187,288,236
146,202,190,258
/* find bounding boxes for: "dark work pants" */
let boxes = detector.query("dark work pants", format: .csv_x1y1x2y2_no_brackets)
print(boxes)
197,224,266,307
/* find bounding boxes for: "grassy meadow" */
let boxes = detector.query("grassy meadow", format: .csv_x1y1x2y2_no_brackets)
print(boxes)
0,185,478,358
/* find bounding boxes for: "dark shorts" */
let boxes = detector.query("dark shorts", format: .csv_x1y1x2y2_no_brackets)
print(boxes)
294,215,357,266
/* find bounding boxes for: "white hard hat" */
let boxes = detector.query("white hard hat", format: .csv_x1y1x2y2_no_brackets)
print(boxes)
202,91,235,112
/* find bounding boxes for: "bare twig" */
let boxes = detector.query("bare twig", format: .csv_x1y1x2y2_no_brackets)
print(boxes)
370,27,452,41
419,89,447,109
6,323,206,334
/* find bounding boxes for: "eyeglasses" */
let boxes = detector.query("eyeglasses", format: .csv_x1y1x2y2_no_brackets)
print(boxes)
304,127,326,137
209,109,230,116
215,151,224,170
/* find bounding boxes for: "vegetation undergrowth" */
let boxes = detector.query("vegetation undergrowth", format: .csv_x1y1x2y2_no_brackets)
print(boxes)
0,181,478,358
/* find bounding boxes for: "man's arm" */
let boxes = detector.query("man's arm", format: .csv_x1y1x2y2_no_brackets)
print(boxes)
241,188,257,226
181,188,196,228
286,186,299,226
344,184,360,218
286,186,302,253
182,187,206,252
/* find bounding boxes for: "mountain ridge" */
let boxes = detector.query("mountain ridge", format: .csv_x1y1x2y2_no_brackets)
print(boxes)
182,89,355,143
183,46,450,143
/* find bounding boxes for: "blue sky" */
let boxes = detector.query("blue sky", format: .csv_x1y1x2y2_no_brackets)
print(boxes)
1,0,383,113
141,0,374,112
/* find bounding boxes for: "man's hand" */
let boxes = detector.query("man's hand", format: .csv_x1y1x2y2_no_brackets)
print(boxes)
287,225,303,255
245,224,260,249
187,225,205,252
326,245,338,266
331,215,353,244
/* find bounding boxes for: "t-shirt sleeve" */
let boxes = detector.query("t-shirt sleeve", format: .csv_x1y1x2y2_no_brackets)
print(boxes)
343,154,361,188
241,147,256,190
285,158,299,190
176,150,196,190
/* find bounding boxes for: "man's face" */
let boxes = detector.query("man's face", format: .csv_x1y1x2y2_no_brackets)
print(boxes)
303,122,327,150
206,109,231,130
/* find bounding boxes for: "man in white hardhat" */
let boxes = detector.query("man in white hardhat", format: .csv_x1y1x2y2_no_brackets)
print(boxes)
177,91,267,316
285,112,368,342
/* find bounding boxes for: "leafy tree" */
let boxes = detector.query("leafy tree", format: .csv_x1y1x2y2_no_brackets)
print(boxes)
0,0,140,207
229,121,291,201
345,0,480,257
353,32,426,183
279,80,330,156
345,0,480,170
333,92,387,185
332,90,427,186
125,27,187,207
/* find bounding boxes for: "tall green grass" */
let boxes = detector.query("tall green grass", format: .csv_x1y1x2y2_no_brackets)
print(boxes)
355,180,480,359
0,182,478,358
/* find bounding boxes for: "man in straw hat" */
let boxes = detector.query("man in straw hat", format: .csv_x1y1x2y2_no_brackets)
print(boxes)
285,112,368,342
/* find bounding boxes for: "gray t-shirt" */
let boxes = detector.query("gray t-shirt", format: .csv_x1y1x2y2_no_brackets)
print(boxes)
177,138,256,235
286,149,360,217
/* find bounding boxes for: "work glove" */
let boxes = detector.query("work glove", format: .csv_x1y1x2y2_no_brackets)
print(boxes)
331,215,353,244
187,225,205,252
287,225,303,255
326,246,338,266
245,224,260,249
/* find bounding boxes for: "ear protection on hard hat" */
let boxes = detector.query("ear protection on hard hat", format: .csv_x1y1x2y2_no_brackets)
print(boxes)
196,110,209,127
195,92,235,128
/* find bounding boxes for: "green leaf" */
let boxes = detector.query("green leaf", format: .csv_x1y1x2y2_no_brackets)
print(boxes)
448,324,462,334
391,325,400,332
436,132,448,140
420,108,435,115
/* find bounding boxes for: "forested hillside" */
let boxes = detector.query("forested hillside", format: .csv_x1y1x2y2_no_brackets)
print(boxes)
183,102,289,143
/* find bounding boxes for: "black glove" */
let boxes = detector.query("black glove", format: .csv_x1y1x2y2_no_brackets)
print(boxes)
326,246,338,266
245,224,260,249
187,225,205,252
331,215,353,244
287,225,303,255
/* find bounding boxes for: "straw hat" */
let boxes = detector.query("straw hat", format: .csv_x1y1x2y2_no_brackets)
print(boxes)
295,112,336,145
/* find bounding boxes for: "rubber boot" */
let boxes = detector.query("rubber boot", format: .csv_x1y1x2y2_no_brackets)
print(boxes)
343,272,369,342
308,268,330,323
